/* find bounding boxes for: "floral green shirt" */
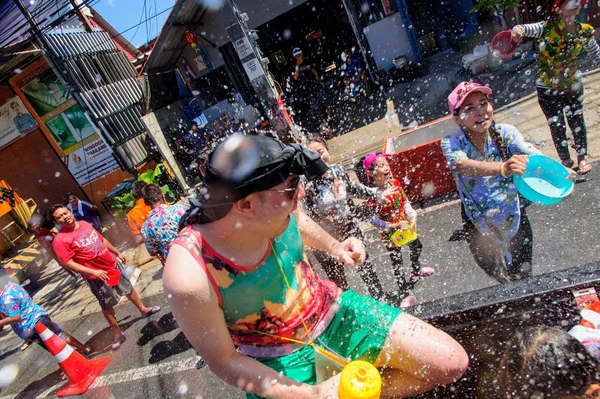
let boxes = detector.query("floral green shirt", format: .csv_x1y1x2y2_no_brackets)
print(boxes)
517,20,600,90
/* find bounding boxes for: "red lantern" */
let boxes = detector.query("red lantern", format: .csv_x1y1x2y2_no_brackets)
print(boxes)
183,29,198,52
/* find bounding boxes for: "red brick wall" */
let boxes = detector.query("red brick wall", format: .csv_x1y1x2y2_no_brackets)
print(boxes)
0,129,85,213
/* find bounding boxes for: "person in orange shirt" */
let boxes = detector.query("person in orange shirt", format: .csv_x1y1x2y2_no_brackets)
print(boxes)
127,181,151,245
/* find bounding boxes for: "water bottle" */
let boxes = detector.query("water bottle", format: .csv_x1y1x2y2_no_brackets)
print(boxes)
338,360,381,399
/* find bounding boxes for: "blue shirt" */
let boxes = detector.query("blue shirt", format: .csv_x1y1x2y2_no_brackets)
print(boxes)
0,283,47,339
441,124,540,252
13,113,36,134
344,56,363,80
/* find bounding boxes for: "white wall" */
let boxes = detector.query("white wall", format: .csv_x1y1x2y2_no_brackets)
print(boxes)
363,12,416,72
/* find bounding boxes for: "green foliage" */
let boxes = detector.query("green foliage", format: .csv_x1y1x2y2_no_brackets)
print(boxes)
470,0,520,15
110,192,135,218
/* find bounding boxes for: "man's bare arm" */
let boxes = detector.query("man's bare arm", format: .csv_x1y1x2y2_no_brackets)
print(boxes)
295,208,366,266
103,238,126,263
163,245,320,399
64,259,107,280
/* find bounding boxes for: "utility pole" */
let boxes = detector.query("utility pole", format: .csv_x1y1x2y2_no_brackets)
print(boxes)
219,0,297,142
69,0,95,33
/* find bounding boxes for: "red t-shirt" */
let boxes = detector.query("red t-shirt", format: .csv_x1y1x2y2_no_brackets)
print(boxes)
53,221,116,280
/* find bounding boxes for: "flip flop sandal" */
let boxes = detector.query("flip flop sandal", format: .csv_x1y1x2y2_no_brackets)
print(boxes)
141,305,162,319
20,341,32,351
579,159,592,175
112,333,126,351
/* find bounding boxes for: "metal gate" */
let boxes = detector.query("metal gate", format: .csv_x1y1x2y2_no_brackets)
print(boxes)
43,29,148,170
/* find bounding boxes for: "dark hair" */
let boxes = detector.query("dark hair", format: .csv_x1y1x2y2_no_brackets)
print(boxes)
142,184,163,207
489,122,508,161
191,121,198,127
131,181,148,199
64,192,77,202
306,134,328,150
498,326,600,398
48,204,68,222
354,155,371,186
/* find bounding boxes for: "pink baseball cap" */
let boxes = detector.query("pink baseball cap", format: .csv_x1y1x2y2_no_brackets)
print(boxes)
448,82,492,115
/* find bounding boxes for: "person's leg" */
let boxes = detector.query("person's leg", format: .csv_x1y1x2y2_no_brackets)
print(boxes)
373,312,469,397
313,249,349,290
388,245,407,291
356,256,384,299
537,87,572,165
462,206,510,283
507,209,534,279
63,332,90,353
102,307,124,342
407,238,425,277
344,223,384,299
564,86,591,171
37,315,91,353
125,288,153,316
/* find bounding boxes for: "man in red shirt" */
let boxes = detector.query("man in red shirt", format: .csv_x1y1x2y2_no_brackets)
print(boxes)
50,205,161,350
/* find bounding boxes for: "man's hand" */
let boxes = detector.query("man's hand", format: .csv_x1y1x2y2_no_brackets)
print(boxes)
502,155,529,177
330,238,366,266
93,269,109,281
316,374,341,399
116,253,127,264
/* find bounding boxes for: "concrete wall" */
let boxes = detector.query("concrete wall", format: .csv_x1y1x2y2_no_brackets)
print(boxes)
141,105,189,191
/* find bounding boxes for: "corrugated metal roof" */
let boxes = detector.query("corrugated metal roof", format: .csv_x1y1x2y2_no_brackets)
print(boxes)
143,0,208,74
0,0,74,49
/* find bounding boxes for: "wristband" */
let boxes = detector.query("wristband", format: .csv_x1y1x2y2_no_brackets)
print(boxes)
500,162,508,178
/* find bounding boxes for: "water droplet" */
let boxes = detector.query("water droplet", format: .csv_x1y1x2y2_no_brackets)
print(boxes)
0,364,19,388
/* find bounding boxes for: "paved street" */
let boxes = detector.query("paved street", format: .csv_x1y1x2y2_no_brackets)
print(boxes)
0,77,599,398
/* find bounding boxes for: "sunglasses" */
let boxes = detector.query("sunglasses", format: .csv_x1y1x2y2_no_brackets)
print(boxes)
267,178,301,198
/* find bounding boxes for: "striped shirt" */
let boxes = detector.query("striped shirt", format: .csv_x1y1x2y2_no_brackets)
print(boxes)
514,20,600,89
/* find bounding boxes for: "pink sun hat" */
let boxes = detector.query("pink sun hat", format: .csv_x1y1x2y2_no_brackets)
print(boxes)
363,153,390,182
448,82,493,115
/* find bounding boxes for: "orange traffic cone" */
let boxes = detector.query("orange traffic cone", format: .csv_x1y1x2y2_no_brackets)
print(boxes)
34,322,110,397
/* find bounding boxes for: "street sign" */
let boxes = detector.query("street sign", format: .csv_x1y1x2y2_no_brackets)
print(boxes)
233,37,253,60
242,58,265,81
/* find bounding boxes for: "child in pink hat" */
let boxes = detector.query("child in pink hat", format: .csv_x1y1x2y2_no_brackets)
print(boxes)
363,152,435,308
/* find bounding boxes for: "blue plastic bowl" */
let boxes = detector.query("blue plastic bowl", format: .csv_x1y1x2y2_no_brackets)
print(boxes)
513,154,574,206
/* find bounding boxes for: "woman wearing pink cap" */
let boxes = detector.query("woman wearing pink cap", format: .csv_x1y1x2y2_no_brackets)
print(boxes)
442,82,576,282
512,0,600,174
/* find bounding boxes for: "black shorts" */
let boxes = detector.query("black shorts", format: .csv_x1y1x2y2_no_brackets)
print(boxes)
29,315,67,351
86,262,133,311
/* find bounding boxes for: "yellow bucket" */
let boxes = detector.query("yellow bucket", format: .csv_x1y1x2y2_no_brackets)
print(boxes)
338,360,381,399
390,225,418,247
